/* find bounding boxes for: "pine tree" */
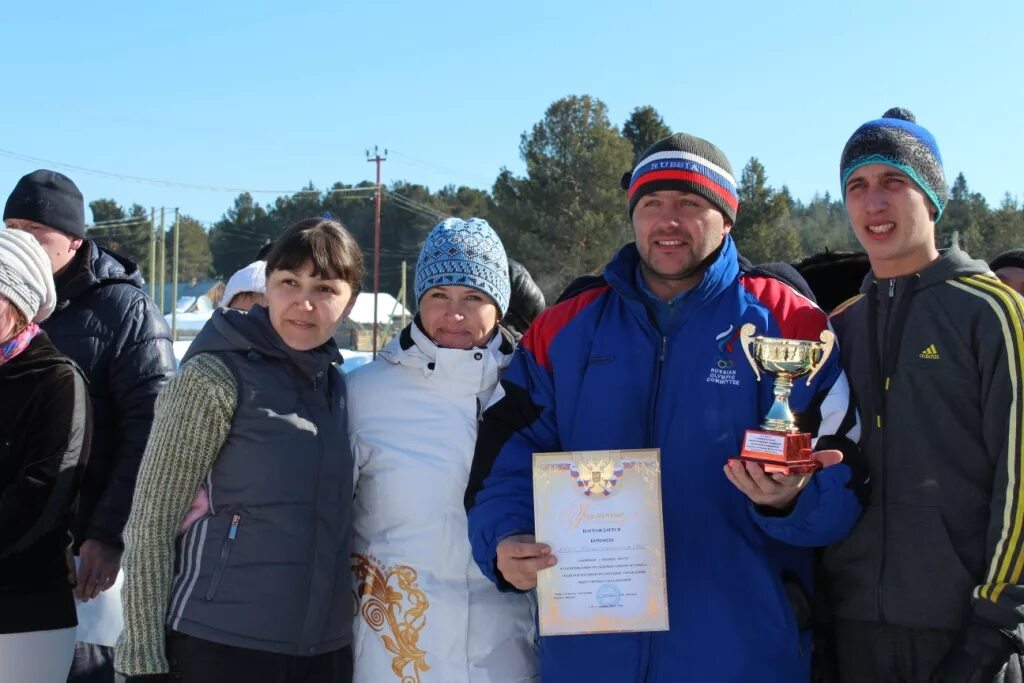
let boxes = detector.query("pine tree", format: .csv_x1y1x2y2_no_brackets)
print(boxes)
622,106,672,162
492,95,634,299
733,158,802,263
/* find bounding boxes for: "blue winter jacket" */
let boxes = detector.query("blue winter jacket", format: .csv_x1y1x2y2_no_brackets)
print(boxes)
466,236,863,682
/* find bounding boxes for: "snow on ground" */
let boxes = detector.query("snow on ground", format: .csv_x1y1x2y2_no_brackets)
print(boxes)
172,341,193,366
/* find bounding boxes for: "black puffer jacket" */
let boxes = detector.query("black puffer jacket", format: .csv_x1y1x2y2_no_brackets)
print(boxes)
502,259,546,339
42,241,175,550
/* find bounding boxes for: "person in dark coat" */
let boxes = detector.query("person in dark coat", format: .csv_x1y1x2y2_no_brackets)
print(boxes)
793,251,871,313
0,229,91,682
4,169,175,682
990,249,1024,295
501,259,546,339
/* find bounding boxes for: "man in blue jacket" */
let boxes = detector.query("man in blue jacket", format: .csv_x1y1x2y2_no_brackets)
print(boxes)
5,170,175,682
465,132,865,682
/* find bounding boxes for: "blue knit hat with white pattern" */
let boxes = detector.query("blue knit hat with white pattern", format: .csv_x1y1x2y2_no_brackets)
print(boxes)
415,217,510,315
840,107,947,221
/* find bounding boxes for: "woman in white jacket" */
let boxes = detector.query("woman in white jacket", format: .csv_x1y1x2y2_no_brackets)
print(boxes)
346,218,536,683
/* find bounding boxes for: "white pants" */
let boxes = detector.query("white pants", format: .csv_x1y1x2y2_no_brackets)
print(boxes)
0,627,76,683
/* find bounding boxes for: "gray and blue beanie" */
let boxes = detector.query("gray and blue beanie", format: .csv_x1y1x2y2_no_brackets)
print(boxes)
840,107,947,220
415,217,511,315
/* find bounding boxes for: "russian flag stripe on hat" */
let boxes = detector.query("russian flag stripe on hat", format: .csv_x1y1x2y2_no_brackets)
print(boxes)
630,158,738,202
628,170,740,214
632,150,736,187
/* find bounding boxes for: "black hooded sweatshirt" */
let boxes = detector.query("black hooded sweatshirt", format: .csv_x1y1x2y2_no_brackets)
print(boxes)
824,246,1024,660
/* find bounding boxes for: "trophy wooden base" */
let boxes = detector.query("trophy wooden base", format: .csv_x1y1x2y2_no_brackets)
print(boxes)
733,429,821,476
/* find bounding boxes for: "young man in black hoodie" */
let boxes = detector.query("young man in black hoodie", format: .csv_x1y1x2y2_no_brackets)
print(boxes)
824,109,1024,682
4,170,175,682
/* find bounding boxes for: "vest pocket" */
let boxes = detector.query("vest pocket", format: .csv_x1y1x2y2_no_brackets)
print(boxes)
206,514,241,601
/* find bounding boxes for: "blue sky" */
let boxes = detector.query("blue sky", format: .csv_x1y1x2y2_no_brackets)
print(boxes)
3,0,1021,227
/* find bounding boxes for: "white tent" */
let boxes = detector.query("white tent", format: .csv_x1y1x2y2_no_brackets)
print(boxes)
347,292,411,325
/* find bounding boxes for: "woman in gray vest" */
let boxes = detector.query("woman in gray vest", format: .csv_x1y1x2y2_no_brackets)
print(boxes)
114,217,364,683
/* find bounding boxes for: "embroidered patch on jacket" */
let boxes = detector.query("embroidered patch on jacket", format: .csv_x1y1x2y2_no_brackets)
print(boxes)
352,553,430,682
706,323,742,385
918,344,940,360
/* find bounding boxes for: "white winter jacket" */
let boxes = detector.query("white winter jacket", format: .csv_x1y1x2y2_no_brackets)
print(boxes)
347,321,537,683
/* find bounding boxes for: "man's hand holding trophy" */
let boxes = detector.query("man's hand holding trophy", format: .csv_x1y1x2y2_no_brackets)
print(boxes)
724,323,845,509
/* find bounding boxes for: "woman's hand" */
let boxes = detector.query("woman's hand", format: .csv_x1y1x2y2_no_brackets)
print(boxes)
178,487,210,535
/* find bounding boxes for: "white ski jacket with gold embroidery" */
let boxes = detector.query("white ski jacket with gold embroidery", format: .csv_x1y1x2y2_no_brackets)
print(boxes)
347,320,537,683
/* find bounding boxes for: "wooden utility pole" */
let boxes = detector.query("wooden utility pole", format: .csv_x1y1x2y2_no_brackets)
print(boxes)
400,260,408,329
148,207,157,299
171,208,180,342
158,208,166,312
366,146,387,357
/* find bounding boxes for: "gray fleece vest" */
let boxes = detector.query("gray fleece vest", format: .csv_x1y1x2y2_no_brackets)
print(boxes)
166,349,353,656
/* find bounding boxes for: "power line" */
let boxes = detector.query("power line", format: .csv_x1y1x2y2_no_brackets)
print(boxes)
325,187,378,195
386,194,438,215
386,193,448,222
387,149,466,180
387,202,439,224
90,215,151,227
211,228,269,243
386,200,436,222
86,220,150,231
386,189,449,219
87,232,138,242
0,147,381,196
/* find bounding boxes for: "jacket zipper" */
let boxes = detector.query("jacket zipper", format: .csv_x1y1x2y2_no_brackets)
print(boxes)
205,513,241,600
877,279,894,623
638,332,668,681
646,335,669,446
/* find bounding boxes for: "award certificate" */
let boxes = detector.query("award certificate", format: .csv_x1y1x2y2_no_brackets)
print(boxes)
532,449,669,636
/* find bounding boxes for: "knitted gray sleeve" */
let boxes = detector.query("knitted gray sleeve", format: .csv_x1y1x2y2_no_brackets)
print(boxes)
114,353,236,676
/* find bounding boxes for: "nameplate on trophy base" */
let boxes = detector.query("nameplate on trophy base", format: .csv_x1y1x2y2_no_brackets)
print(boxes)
737,430,817,475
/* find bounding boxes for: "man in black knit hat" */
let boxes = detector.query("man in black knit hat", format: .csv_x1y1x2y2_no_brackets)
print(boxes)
823,109,1024,682
5,169,175,683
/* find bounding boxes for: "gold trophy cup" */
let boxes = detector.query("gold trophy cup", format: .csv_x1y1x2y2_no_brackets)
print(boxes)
734,323,835,475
